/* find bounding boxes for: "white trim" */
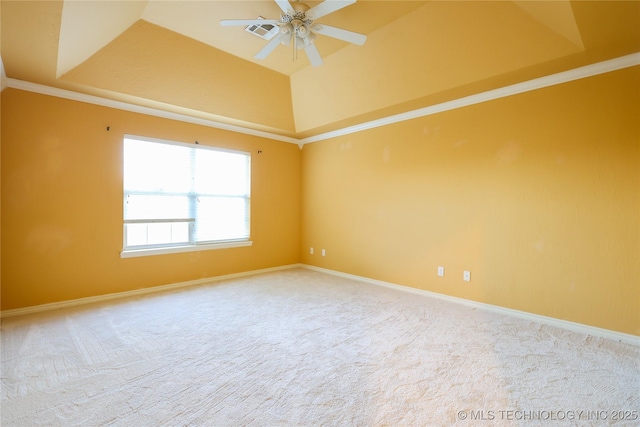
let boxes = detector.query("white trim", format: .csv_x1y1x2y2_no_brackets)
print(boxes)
5,79,300,145
120,240,253,258
301,265,640,347
300,53,640,144
0,264,301,318
3,262,637,346
1,55,7,92
6,53,639,144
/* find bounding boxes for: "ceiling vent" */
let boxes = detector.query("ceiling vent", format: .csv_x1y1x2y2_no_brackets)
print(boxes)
245,17,279,40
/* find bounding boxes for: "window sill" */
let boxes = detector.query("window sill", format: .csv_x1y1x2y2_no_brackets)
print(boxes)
120,240,253,258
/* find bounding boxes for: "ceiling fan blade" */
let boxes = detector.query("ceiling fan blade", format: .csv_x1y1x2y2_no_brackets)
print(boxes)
304,43,323,67
313,24,366,45
255,33,283,59
274,0,294,14
307,0,356,20
221,19,280,27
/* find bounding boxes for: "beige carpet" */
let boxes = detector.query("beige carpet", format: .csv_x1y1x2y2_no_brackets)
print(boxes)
1,268,638,426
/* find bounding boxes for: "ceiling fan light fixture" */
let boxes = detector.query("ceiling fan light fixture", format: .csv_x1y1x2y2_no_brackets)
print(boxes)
296,22,309,38
280,23,292,34
221,0,366,67
281,33,293,46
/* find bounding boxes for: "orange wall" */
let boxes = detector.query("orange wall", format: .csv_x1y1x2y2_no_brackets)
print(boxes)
2,67,639,337
301,67,640,335
1,89,301,310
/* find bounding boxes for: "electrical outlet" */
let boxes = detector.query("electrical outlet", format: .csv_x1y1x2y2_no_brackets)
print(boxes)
322,249,326,257
463,271,471,282
437,266,445,277
310,247,314,254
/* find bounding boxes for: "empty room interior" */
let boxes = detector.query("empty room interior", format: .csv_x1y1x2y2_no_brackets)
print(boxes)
1,0,639,425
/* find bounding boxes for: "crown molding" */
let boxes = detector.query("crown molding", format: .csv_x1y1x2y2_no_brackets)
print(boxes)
300,52,640,144
7,53,639,146
5,79,300,145
0,56,7,92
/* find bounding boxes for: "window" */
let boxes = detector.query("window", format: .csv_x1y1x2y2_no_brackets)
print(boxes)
121,135,251,258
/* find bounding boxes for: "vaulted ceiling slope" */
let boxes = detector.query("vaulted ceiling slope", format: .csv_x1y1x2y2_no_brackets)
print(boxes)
2,1,639,139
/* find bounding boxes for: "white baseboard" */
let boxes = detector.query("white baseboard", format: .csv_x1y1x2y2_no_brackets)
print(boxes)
301,264,640,347
4,262,637,346
0,264,302,318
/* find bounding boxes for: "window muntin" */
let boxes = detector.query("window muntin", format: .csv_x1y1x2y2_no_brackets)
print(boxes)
123,136,250,253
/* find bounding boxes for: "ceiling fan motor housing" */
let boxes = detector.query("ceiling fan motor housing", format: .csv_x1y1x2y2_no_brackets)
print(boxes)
279,2,317,47
281,3,313,26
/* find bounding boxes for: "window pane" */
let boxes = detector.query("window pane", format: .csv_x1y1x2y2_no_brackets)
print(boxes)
195,150,250,196
123,136,251,251
124,139,192,193
195,197,249,242
125,222,190,248
171,222,190,243
126,223,149,247
125,194,191,220
147,223,172,245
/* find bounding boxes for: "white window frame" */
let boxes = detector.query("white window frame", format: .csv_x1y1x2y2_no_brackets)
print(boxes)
120,135,252,258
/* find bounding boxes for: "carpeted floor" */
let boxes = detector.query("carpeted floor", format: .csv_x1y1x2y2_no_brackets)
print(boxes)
1,268,639,426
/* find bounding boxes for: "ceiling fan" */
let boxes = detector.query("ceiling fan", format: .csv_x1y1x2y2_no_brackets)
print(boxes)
221,0,366,67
